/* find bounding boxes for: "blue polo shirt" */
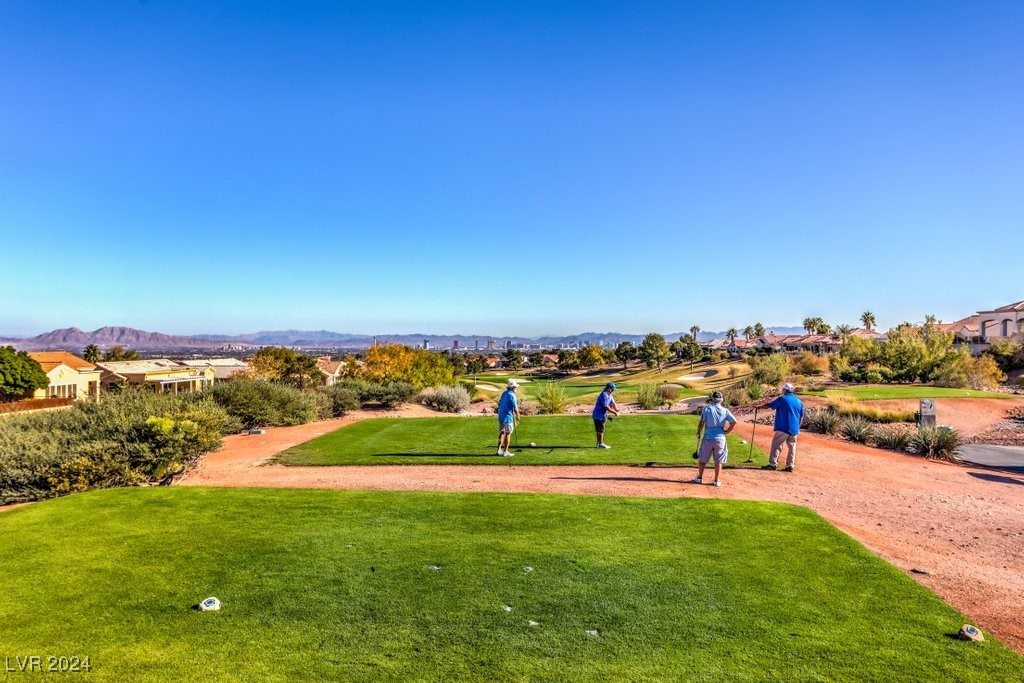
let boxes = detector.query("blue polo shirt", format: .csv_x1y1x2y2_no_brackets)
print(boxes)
592,390,615,420
497,390,518,424
768,393,804,435
701,404,737,439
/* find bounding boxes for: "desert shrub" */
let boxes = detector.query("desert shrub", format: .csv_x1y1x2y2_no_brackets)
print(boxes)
745,380,763,401
864,371,883,384
322,385,361,417
791,351,828,376
909,426,960,461
749,354,790,386
0,389,236,504
721,385,746,407
803,407,840,435
840,415,875,443
334,378,372,401
535,382,570,414
365,381,416,409
211,378,318,428
874,424,915,451
459,380,481,402
421,385,471,413
824,390,915,423
312,390,334,421
657,385,679,403
635,384,661,410
518,400,540,416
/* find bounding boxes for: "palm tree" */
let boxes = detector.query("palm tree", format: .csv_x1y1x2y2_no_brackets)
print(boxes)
753,322,765,338
83,344,100,363
802,317,816,335
860,311,876,331
689,325,700,342
816,321,831,335
743,325,755,341
726,327,739,345
835,324,853,341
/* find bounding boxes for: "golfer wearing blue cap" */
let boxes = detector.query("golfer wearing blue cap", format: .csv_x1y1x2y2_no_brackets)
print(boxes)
592,383,619,448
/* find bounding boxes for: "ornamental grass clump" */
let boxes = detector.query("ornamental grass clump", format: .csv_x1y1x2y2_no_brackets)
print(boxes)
840,415,875,444
635,384,661,410
909,426,961,461
534,382,569,414
824,390,915,424
420,385,471,413
803,407,840,435
873,423,915,452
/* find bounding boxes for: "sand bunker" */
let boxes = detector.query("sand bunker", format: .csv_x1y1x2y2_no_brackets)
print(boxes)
677,370,719,382
476,385,500,392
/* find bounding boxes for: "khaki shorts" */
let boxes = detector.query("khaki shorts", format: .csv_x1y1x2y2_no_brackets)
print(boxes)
499,422,515,434
698,436,728,465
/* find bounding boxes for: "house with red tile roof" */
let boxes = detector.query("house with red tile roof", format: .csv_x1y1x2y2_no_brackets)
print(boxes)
978,300,1024,342
27,351,102,401
315,355,346,386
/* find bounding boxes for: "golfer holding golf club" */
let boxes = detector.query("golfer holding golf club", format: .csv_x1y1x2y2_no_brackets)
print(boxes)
592,382,619,448
694,390,737,487
496,379,521,457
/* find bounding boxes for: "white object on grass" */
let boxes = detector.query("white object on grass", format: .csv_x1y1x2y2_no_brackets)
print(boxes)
502,605,513,612
199,597,221,611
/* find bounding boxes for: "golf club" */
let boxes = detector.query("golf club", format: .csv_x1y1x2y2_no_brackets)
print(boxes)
746,407,758,462
692,433,700,459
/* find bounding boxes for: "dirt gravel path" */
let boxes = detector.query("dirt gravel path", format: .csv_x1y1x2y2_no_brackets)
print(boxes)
181,400,1024,654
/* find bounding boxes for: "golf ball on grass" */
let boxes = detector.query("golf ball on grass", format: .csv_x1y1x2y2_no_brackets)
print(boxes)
529,442,536,448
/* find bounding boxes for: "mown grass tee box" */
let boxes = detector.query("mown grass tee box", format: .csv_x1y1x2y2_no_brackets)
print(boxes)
1,487,1019,681
273,414,766,466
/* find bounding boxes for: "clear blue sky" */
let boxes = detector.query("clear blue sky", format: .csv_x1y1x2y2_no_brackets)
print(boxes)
2,1,1022,337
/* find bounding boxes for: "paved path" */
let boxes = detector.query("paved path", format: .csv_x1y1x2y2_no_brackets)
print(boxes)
958,444,1024,472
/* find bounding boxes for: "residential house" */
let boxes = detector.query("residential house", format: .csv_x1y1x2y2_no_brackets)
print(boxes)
178,358,250,383
27,351,101,401
315,355,346,386
96,359,215,394
978,300,1024,342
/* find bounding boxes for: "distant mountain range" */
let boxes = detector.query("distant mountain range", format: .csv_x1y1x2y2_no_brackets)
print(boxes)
3,326,808,352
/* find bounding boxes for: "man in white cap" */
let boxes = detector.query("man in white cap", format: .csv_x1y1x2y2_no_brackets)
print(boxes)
694,390,737,487
762,383,805,472
496,379,521,457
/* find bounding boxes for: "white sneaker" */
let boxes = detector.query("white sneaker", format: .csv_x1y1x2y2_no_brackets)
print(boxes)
713,480,721,487
503,451,515,457
598,443,611,449
693,476,703,484
496,449,504,456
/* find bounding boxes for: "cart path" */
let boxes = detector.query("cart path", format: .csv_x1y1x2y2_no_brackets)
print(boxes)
180,402,1024,654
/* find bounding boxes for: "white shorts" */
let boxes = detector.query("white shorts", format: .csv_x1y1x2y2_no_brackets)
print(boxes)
499,422,515,435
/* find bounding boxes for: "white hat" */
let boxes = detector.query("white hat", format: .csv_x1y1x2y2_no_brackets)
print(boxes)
782,383,794,393
507,379,519,388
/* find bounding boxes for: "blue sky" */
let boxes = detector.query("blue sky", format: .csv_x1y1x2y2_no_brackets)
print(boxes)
2,1,1022,336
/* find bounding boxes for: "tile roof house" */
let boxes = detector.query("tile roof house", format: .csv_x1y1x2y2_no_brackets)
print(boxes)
978,300,1024,341
27,351,101,401
179,358,251,382
96,359,215,394
315,356,346,386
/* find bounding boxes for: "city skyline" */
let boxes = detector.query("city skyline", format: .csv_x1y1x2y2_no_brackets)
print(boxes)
3,2,1022,336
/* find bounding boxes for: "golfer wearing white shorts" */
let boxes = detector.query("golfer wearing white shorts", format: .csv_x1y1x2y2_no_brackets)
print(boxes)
694,391,737,487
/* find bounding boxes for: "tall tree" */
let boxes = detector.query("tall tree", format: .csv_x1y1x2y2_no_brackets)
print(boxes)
0,346,50,401
802,317,816,335
83,344,100,363
102,345,140,361
503,349,524,370
860,311,876,331
639,333,671,371
689,325,700,342
527,351,546,368
743,325,755,341
815,321,831,335
577,344,604,369
615,341,636,370
753,323,765,338
676,334,701,371
726,328,739,345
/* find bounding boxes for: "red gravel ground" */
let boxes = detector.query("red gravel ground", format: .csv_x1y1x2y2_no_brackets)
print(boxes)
179,398,1024,654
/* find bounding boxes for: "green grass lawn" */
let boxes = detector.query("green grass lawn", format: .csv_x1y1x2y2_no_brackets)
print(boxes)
802,385,1020,400
1,488,1018,681
274,414,766,466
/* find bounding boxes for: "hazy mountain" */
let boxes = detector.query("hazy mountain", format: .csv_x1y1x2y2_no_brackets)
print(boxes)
7,325,813,352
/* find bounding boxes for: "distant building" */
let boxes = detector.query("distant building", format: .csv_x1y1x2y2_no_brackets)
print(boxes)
315,355,346,386
453,339,460,350
486,340,496,350
27,351,101,401
178,358,250,383
96,359,215,394
978,300,1024,342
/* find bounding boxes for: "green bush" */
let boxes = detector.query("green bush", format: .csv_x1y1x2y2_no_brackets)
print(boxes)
840,415,875,444
321,385,361,417
749,354,790,386
635,384,661,410
657,385,680,403
211,379,318,428
803,407,840,435
874,424,915,452
534,382,570,414
909,426,960,461
721,385,746,407
420,385,472,413
745,381,763,401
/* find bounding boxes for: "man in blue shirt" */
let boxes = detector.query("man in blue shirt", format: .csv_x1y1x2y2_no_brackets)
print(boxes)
762,383,805,472
496,379,520,457
592,383,619,448
694,390,737,487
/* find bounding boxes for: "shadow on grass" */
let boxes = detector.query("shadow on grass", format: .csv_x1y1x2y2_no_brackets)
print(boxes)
549,475,688,484
967,471,1024,485
371,453,508,458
